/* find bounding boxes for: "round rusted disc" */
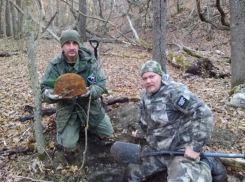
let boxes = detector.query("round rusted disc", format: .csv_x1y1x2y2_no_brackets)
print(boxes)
52,73,87,98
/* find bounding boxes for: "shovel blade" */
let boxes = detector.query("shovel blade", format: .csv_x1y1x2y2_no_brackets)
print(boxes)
110,141,141,164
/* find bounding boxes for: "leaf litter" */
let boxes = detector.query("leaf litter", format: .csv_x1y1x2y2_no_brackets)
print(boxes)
0,37,244,181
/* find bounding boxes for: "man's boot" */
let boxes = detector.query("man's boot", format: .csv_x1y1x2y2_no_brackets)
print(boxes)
201,150,228,182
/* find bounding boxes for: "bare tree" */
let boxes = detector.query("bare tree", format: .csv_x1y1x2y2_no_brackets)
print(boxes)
6,0,12,37
55,0,60,27
0,0,2,36
23,0,46,159
229,0,245,88
196,0,230,31
175,0,181,13
49,0,56,33
78,0,87,42
38,0,45,20
206,0,212,40
152,0,167,72
2,0,6,38
196,0,245,88
98,0,104,19
59,1,67,28
16,0,23,35
11,1,17,36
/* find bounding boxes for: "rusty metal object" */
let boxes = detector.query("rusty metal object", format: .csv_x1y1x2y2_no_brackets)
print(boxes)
52,73,87,99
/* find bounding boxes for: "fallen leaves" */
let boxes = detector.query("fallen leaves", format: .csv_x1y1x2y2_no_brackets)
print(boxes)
0,36,245,181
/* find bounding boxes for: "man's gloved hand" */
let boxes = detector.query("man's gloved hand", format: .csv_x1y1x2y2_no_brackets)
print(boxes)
44,89,63,100
78,87,91,98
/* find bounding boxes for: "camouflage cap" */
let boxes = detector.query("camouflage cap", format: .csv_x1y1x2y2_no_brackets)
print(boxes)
140,60,163,76
60,29,81,47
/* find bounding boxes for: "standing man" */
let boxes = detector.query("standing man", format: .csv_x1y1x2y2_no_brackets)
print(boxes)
41,29,113,149
123,60,227,182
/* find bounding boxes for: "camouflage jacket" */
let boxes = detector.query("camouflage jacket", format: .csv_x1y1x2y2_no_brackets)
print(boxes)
41,46,106,133
136,74,214,152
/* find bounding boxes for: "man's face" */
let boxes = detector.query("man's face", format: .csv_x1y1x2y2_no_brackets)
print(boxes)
62,41,79,62
142,72,162,94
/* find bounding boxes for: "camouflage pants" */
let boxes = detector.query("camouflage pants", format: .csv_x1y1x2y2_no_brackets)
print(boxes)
57,114,113,148
123,146,211,182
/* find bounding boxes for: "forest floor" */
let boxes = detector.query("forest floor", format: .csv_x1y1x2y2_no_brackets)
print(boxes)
1,8,245,182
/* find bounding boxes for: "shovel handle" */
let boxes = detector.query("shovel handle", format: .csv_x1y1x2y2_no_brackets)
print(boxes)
89,38,99,49
141,151,245,159
110,142,245,165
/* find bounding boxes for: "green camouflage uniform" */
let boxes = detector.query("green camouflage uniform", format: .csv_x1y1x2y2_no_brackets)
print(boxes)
123,61,213,181
41,46,113,148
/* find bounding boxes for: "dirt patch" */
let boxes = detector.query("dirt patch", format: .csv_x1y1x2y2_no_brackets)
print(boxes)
209,128,243,148
26,103,167,182
19,103,240,182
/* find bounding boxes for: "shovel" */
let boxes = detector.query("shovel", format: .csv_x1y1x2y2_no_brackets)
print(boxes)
110,141,245,164
89,38,99,60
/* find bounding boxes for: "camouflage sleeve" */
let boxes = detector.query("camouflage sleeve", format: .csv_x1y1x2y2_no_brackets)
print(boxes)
40,59,60,103
88,58,106,100
169,82,214,152
136,92,147,139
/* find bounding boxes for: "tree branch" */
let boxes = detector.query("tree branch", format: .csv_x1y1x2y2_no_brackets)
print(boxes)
126,15,141,45
216,0,230,27
9,0,60,41
196,0,230,31
42,11,58,33
19,107,56,122
60,0,134,44
9,0,24,14
13,176,53,182
0,147,34,155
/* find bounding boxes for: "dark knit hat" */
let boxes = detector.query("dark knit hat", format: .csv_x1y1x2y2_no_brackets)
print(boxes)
140,60,163,76
60,29,81,47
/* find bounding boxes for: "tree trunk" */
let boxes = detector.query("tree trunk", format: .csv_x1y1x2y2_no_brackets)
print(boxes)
23,0,46,160
49,0,56,33
16,0,23,35
2,0,6,38
175,0,180,13
0,0,2,37
11,2,17,37
98,0,103,19
229,0,245,88
55,0,59,27
152,0,167,73
59,1,67,28
78,0,87,42
5,0,12,37
206,2,212,40
39,0,45,20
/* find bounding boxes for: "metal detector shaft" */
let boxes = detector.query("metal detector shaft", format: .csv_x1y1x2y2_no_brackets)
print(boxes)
142,151,245,159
